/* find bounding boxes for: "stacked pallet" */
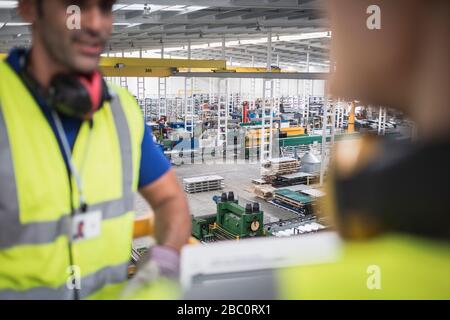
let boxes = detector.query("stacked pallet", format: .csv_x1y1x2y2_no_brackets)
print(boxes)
251,178,267,185
261,157,300,182
253,185,276,201
272,172,314,187
273,189,313,212
183,175,224,194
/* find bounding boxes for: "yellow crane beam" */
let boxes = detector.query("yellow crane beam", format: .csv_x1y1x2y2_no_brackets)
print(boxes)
101,66,175,78
0,54,227,76
0,53,289,77
100,58,285,77
100,57,227,77
177,66,282,74
224,66,281,73
99,57,226,69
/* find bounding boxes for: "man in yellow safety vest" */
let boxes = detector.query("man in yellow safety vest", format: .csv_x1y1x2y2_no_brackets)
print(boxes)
0,0,191,299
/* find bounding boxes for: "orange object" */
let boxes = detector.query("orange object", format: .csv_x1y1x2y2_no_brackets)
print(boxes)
348,102,356,133
280,126,305,136
133,213,154,239
243,101,249,123
133,213,199,245
188,237,200,245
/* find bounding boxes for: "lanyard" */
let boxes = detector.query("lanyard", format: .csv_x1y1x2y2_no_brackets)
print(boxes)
52,112,93,301
51,111,93,213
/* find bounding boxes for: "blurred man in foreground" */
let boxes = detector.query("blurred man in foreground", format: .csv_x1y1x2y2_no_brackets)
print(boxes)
187,0,450,299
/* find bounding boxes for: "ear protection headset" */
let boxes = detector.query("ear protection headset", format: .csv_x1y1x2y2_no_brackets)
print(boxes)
19,53,111,120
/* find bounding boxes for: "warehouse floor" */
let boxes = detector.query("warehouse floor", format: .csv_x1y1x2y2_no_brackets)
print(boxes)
134,162,299,223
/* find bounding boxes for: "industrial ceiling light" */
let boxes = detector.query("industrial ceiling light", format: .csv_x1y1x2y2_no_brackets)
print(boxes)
255,23,261,31
199,32,203,38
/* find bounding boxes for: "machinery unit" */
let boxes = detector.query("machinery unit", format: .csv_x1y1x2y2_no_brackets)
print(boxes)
192,192,265,241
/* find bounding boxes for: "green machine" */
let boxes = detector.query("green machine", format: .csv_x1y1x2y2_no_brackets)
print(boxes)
192,192,265,241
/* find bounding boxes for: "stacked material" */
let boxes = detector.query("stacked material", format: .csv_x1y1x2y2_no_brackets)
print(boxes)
283,184,311,192
272,172,315,187
280,126,305,136
251,178,267,185
253,185,276,201
273,189,313,213
301,188,326,198
261,157,300,181
183,175,224,194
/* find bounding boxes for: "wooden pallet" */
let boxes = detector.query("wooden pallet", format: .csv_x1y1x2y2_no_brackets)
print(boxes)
251,178,267,185
183,175,224,193
253,185,276,200
261,157,300,178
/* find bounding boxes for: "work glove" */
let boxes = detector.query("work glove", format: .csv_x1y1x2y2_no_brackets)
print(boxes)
120,245,181,299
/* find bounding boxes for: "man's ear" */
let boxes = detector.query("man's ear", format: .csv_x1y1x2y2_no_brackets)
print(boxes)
17,0,39,24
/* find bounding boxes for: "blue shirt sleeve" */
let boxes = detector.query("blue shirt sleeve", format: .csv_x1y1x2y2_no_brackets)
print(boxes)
7,48,171,189
138,124,171,188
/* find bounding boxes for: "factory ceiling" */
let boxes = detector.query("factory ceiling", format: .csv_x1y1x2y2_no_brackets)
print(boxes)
0,0,330,69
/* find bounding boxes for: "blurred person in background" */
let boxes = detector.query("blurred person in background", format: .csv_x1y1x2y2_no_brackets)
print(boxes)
187,0,450,300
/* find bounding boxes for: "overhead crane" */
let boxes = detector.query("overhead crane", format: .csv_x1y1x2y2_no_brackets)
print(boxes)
0,53,228,74
1,53,328,79
98,56,227,77
99,56,328,79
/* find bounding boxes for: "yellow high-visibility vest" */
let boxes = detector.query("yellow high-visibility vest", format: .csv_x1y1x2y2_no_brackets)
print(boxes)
278,234,450,299
0,60,175,299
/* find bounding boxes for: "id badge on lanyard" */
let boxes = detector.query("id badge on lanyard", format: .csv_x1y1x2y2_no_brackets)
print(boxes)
51,112,101,242
71,210,102,242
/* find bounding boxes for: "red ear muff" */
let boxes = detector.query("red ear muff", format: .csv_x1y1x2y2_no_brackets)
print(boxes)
47,71,106,120
77,71,102,116
19,50,108,120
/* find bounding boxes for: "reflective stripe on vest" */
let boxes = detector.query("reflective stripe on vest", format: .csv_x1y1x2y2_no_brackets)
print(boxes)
0,94,133,250
0,262,128,300
277,234,450,299
0,65,141,300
